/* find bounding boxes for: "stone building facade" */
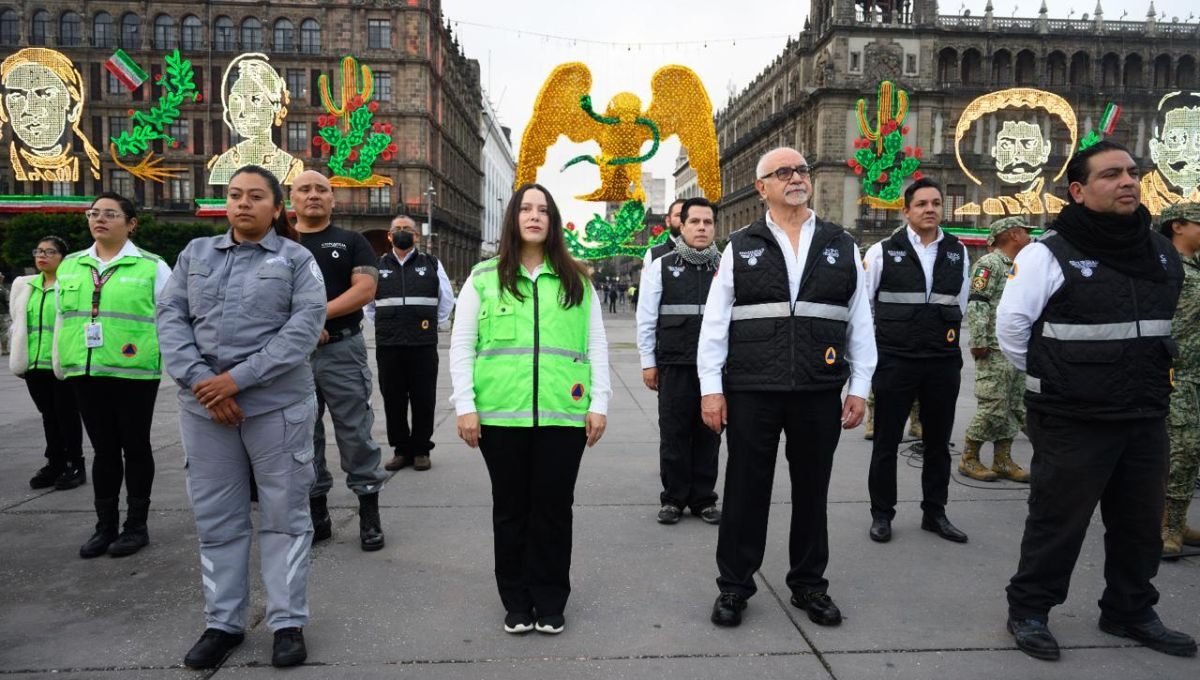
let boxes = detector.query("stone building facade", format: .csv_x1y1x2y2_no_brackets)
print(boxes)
0,0,484,283
712,0,1200,244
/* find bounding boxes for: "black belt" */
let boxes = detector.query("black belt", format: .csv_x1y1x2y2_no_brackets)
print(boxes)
325,326,362,344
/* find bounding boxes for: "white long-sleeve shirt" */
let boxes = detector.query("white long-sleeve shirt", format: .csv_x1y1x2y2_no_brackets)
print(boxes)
996,242,1065,371
695,210,877,398
449,263,611,416
862,225,971,317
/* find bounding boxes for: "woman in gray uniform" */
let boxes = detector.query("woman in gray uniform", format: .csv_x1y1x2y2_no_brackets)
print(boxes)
156,165,327,669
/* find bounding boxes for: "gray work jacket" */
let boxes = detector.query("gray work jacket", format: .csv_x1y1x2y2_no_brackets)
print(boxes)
156,229,327,418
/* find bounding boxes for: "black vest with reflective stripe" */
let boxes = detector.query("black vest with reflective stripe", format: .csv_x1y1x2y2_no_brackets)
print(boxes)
726,217,858,392
375,250,440,346
1025,233,1182,420
874,229,965,358
648,239,676,263
656,251,715,366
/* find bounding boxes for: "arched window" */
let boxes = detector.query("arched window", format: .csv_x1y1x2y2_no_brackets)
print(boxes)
213,16,234,52
181,15,203,51
274,18,294,52
300,18,320,54
1153,55,1172,89
241,17,262,51
154,15,176,50
1101,53,1121,87
120,13,140,50
937,48,958,85
1015,50,1037,86
1177,56,1197,89
60,12,83,47
992,50,1013,85
1046,52,1067,87
1123,54,1144,88
0,9,16,46
961,49,982,85
1069,51,1090,86
31,10,52,45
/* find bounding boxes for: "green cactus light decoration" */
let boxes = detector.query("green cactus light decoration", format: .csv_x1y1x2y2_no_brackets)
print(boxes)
849,81,923,210
315,56,396,187
565,201,669,260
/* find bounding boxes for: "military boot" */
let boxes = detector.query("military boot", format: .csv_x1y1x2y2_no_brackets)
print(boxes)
80,497,120,559
906,402,923,440
958,438,998,481
108,496,151,557
358,492,385,552
864,402,875,440
991,440,1030,483
1162,499,1186,558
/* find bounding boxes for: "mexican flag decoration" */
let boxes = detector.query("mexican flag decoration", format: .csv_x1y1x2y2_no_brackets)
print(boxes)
104,49,148,91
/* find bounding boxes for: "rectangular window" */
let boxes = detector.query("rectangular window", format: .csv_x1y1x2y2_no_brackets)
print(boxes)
168,120,189,147
850,52,862,73
109,115,131,139
107,72,124,95
287,121,308,155
374,72,392,102
286,69,307,100
367,19,391,49
51,182,71,197
944,184,968,222
905,54,917,75
110,170,134,198
168,177,192,202
368,186,391,211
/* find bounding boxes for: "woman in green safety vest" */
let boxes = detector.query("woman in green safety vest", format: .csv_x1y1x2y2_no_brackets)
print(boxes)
54,192,173,559
450,183,611,636
9,235,86,491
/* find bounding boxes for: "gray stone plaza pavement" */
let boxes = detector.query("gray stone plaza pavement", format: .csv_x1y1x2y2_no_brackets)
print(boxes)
1,310,1197,679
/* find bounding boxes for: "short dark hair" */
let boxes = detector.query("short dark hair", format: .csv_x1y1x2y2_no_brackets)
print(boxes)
680,197,717,223
91,191,136,219
38,234,69,254
1066,139,1133,189
667,198,685,214
229,165,297,241
903,177,942,208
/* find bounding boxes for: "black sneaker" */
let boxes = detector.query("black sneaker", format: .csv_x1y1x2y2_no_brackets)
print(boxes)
30,465,60,489
504,610,535,634
711,592,748,627
54,461,87,490
1007,616,1060,661
696,505,721,525
184,628,245,669
272,627,307,667
790,591,843,626
656,504,682,525
534,614,565,634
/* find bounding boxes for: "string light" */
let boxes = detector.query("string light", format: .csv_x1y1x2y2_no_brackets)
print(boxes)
447,18,792,50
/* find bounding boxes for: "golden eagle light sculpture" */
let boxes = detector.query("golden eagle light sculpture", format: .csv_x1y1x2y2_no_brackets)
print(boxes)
516,63,721,202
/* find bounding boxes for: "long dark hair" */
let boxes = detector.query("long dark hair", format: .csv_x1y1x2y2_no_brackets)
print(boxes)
496,183,588,308
229,165,297,241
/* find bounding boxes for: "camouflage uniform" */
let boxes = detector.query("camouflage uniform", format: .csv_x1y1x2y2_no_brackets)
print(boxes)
961,217,1029,482
1161,202,1200,555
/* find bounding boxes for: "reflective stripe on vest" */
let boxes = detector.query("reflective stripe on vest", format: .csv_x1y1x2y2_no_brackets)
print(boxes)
478,410,587,423
659,303,705,316
62,310,156,324
376,296,439,307
1042,319,1172,341
877,291,959,306
477,346,589,362
731,301,849,322
1026,375,1042,393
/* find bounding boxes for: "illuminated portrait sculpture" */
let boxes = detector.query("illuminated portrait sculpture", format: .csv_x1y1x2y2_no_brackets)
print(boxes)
0,48,100,183
207,53,302,185
1142,91,1200,214
954,88,1076,217
516,62,721,203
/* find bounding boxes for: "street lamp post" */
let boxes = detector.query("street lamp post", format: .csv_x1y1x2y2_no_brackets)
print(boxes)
424,182,436,259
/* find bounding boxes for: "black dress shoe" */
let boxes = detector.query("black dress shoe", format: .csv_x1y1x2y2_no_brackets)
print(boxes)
869,517,891,543
1007,617,1060,661
358,493,385,552
711,592,747,627
657,504,682,525
272,627,307,667
310,495,332,542
54,461,87,490
1099,615,1198,657
184,628,245,669
790,591,843,626
30,464,61,489
921,514,968,543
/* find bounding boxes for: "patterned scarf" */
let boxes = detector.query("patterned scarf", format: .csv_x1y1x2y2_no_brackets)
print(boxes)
674,239,721,267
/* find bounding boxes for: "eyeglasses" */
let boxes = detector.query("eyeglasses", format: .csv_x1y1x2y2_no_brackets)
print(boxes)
761,165,812,181
85,209,125,220
31,248,61,257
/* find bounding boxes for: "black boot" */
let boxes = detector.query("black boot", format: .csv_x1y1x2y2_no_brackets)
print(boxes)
108,496,150,557
310,494,332,542
80,497,120,559
54,458,87,490
358,492,384,552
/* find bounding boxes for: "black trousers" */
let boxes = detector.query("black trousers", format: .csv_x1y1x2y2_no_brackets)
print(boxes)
376,344,439,457
657,364,719,511
868,354,961,520
24,369,84,469
716,390,842,599
71,376,159,500
479,425,587,617
1007,412,1168,624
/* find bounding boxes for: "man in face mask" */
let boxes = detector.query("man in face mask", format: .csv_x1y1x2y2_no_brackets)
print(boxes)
374,215,456,473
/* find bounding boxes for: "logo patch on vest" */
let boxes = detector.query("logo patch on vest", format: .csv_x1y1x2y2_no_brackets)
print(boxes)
571,383,585,401
946,329,957,343
738,248,765,266
1161,253,1169,269
824,347,837,365
823,247,840,265
416,266,427,276
121,343,137,357
887,249,906,263
420,319,430,330
946,251,961,264
668,265,684,278
1068,259,1099,277
380,269,391,278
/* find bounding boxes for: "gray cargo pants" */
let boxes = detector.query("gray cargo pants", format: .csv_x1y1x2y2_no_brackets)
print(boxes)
181,394,317,633
310,333,388,497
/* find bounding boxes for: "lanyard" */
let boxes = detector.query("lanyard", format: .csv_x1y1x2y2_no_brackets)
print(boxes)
90,267,117,319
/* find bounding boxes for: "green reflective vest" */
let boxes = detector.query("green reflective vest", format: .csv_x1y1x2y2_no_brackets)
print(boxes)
26,274,56,370
56,249,163,380
472,258,592,427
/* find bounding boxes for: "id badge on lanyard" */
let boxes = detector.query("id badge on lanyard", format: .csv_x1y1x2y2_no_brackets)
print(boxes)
86,267,116,349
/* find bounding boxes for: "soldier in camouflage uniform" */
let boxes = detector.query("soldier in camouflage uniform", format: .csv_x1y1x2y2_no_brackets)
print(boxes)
1159,202,1200,557
960,217,1032,482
